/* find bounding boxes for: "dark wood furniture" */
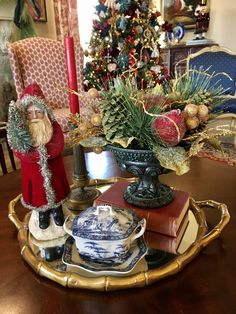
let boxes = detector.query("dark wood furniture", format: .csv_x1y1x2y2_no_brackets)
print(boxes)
1,152,236,313
0,122,16,174
161,42,218,76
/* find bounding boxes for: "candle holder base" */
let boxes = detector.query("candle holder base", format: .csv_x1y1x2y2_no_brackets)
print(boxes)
66,186,101,211
67,145,101,211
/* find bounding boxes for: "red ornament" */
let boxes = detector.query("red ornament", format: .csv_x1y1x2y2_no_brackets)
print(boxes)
129,48,136,67
131,27,138,35
152,109,186,146
152,12,161,19
127,35,135,43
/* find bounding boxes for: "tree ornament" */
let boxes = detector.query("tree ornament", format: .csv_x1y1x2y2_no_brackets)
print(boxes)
104,36,111,42
100,11,106,18
91,113,102,127
135,25,143,34
150,65,161,74
117,53,130,68
151,43,160,58
137,61,144,68
117,15,128,31
104,0,117,9
184,103,198,117
115,3,121,11
135,8,141,18
96,3,108,14
118,0,131,13
141,1,149,12
129,48,136,68
107,63,117,72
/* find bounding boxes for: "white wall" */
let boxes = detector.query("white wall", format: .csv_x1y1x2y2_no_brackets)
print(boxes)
207,0,236,51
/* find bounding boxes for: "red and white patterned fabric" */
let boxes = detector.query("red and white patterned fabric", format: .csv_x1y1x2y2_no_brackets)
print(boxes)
7,37,86,135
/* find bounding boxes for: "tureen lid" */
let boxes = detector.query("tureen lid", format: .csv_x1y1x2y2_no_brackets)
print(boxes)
71,205,139,241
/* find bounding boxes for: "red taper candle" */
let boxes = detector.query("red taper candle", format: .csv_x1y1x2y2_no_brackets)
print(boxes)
64,36,80,114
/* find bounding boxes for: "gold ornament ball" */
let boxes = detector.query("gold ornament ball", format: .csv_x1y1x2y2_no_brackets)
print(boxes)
184,104,198,117
93,146,103,154
200,114,209,123
185,116,200,130
88,88,99,98
91,113,102,126
78,123,87,133
198,104,209,120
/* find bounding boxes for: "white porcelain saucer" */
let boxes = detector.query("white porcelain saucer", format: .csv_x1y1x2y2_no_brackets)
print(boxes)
62,236,147,276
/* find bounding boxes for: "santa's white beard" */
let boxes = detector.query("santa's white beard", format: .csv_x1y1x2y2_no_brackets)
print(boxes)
29,116,53,147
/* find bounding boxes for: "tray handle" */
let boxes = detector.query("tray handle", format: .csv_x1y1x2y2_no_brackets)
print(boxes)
195,199,230,247
8,194,24,231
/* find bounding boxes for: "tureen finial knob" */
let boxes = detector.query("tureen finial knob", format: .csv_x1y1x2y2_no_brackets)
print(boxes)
94,205,113,215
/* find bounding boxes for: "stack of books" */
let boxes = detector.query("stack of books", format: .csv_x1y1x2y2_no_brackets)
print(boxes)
94,181,190,254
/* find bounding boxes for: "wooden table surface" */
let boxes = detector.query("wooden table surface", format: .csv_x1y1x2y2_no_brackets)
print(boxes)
0,152,236,314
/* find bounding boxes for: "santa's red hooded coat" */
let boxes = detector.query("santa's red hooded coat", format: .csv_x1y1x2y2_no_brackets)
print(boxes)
13,83,70,212
15,121,70,211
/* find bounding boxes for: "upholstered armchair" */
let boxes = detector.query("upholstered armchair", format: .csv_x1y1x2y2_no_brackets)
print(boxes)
186,46,236,147
186,46,236,112
7,37,87,138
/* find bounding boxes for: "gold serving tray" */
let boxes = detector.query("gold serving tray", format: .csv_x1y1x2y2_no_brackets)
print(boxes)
8,179,230,291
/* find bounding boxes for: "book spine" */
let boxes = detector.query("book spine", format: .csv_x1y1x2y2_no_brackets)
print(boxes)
144,233,177,254
134,208,177,236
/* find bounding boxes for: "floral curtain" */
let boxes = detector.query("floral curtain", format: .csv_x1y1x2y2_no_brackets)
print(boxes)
53,0,80,42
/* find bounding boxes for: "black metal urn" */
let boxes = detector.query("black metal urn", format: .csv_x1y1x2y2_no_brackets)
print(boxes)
107,145,174,208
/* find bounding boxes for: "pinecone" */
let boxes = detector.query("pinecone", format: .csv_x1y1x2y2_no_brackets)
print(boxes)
188,90,213,106
100,94,132,141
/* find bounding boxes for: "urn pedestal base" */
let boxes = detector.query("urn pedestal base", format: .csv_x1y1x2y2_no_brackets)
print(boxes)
124,181,173,208
107,146,174,208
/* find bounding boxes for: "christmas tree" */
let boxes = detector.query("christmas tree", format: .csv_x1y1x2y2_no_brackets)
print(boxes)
83,0,168,90
7,101,32,152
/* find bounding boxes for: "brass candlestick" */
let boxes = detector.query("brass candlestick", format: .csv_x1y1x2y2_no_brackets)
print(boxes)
66,145,101,211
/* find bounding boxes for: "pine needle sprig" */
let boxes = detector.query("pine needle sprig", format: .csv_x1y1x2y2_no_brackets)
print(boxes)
7,101,32,152
165,68,229,109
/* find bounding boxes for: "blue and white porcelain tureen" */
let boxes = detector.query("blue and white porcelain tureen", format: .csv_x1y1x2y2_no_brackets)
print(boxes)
63,205,146,261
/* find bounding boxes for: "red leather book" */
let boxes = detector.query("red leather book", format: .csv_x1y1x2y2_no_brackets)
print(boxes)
94,181,190,236
144,212,189,254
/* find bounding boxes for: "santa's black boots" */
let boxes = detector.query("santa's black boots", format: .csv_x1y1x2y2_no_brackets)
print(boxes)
39,210,50,229
51,206,64,226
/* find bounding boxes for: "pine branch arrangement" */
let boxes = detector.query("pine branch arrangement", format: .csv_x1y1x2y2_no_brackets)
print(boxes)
68,70,232,175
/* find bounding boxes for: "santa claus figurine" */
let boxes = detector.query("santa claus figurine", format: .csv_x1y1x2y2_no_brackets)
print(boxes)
8,83,70,233
194,2,210,40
